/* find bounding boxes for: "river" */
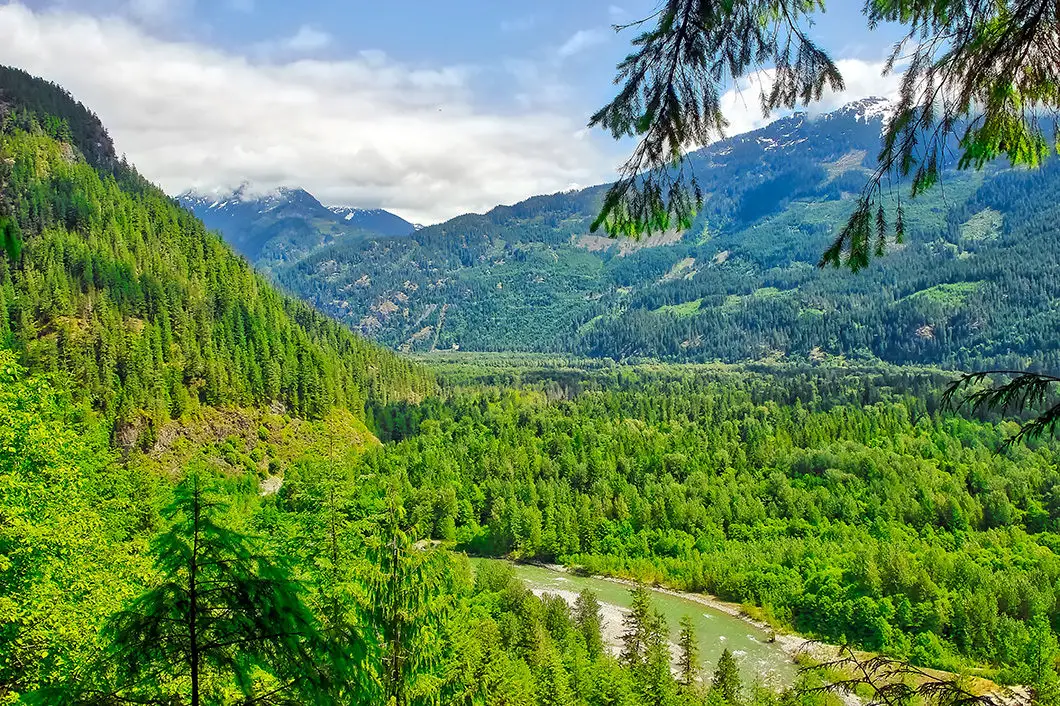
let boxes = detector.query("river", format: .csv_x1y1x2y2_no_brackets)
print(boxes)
478,559,797,688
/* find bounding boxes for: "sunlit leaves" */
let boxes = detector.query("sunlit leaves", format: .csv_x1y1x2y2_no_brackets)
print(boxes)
826,0,1060,268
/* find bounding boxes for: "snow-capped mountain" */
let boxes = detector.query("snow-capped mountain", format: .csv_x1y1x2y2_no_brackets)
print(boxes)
325,206,417,237
177,184,414,266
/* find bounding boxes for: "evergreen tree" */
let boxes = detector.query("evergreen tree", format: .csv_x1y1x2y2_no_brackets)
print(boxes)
711,648,742,706
1025,613,1059,688
592,0,1060,266
677,616,699,690
621,586,654,668
574,589,604,660
640,610,675,706
365,488,450,706
536,647,575,706
103,470,333,705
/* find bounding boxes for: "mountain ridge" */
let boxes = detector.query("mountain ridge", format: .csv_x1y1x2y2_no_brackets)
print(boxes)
250,96,1060,371
178,183,416,267
0,66,433,445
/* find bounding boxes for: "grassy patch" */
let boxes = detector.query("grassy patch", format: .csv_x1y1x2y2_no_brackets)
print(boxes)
960,208,1003,242
653,299,703,317
902,281,981,307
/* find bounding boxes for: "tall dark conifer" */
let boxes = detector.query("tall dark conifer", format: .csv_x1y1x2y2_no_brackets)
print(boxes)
103,470,334,704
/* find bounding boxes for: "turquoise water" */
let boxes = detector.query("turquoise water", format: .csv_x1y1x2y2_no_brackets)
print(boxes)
480,559,797,687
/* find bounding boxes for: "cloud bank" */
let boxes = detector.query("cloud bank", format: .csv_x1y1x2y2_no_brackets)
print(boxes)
0,4,612,223
718,59,903,137
0,4,903,224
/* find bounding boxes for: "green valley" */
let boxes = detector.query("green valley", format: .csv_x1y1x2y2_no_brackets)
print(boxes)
3,4,1060,701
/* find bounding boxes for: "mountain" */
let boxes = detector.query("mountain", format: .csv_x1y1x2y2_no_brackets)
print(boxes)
266,97,1060,371
326,205,418,236
178,184,415,269
0,65,117,172
0,67,433,447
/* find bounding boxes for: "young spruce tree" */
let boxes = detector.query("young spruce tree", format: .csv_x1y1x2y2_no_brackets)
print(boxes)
103,470,335,705
711,648,742,706
678,615,699,690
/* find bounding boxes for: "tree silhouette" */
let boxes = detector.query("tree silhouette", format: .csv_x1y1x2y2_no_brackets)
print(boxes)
103,470,335,705
594,0,1060,270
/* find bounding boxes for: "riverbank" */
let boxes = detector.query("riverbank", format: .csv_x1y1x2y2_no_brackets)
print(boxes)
531,561,836,664
523,561,1026,704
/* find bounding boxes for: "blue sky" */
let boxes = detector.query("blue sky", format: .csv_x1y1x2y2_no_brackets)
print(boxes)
0,1,906,222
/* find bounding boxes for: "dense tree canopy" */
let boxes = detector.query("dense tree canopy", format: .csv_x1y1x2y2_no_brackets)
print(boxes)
0,117,433,443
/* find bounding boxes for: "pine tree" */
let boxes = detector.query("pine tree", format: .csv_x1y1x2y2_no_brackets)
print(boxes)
678,615,699,690
365,487,450,706
621,585,654,668
103,470,334,705
574,589,604,660
641,610,675,706
711,648,742,706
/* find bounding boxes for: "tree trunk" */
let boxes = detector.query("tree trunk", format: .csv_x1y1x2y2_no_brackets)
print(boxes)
189,481,201,706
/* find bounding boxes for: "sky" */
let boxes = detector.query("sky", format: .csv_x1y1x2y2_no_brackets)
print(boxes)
0,1,907,224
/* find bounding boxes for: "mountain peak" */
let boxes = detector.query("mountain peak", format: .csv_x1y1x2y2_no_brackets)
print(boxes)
178,183,315,211
179,185,416,263
835,96,894,123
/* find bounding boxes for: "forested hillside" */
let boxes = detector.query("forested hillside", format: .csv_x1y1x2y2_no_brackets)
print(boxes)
0,67,433,447
260,101,1060,373
4,63,1060,706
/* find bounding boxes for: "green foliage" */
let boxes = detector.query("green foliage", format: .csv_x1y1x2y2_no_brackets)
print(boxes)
825,0,1060,268
677,616,699,690
588,0,842,237
589,3,1060,269
0,217,19,262
101,470,334,705
0,65,116,172
5,65,1059,706
363,492,453,706
0,124,432,434
359,361,1060,677
7,342,1048,705
575,590,605,660
945,370,1060,448
621,587,657,669
712,648,743,705
0,350,156,701
271,129,1060,374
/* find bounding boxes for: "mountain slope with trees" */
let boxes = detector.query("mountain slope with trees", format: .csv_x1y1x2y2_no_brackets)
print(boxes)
258,100,1060,374
0,66,433,447
4,65,1060,706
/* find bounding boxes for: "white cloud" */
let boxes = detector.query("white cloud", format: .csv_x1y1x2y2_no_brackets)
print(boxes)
557,28,607,58
228,0,253,12
0,4,614,224
253,25,333,59
282,25,331,52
